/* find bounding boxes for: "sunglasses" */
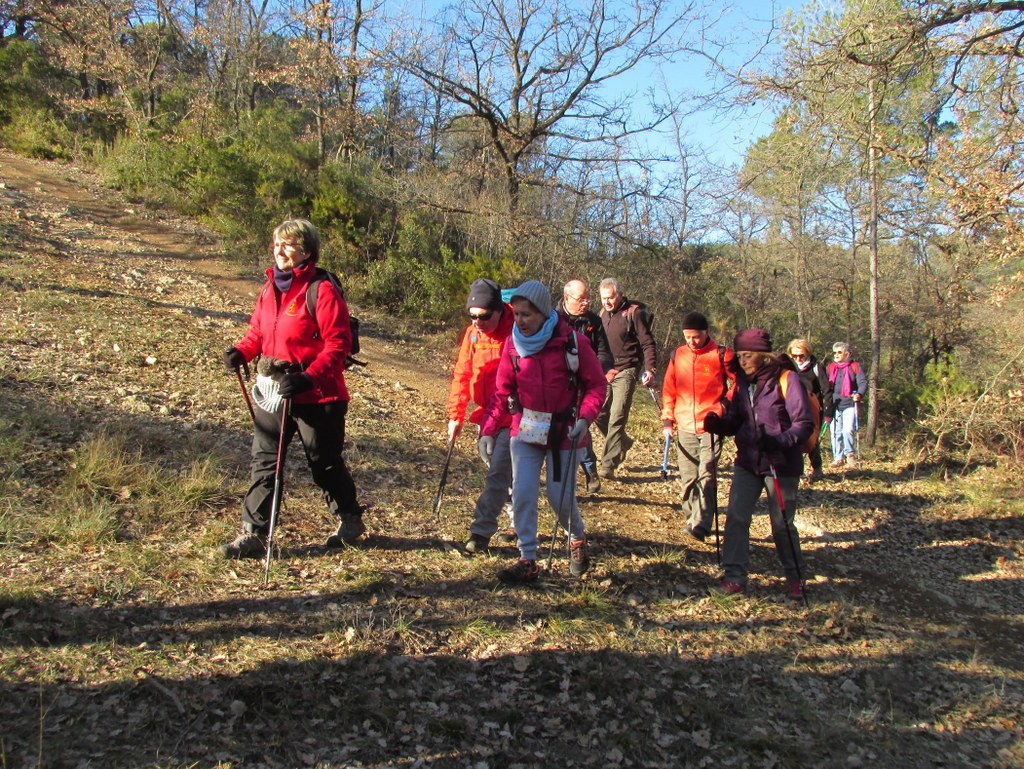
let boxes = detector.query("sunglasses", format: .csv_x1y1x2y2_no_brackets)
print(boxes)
468,310,494,322
791,353,808,360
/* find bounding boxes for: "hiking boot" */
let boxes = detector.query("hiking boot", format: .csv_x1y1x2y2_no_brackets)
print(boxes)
806,470,825,483
462,533,490,555
569,536,590,577
325,514,366,548
786,580,807,601
498,558,540,584
844,456,857,469
586,472,602,493
497,526,517,543
710,579,745,596
220,524,267,559
686,524,709,542
831,456,845,467
598,467,615,480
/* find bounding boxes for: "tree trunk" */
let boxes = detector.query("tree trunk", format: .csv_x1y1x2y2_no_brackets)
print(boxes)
866,76,880,448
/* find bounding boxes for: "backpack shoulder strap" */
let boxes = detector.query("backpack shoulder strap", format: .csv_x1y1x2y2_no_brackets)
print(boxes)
305,268,345,321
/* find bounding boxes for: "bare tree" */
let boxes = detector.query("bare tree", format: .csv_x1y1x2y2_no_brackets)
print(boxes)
388,0,702,217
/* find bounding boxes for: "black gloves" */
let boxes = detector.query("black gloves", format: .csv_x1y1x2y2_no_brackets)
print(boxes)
758,426,780,453
703,412,723,434
276,372,313,398
224,347,245,372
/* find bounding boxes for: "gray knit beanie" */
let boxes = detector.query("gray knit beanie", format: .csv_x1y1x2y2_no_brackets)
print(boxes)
511,280,553,317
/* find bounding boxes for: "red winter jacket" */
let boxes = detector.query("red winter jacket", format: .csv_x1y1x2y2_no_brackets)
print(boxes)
481,319,607,449
234,261,351,404
446,305,515,428
661,338,736,433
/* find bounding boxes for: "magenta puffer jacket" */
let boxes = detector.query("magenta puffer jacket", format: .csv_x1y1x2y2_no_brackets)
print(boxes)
481,320,607,449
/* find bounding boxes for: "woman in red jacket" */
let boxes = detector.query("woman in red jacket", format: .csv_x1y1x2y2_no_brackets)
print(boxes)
480,281,607,583
220,219,364,558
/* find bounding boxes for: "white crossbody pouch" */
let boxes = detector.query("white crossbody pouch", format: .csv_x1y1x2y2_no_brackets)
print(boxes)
518,408,553,446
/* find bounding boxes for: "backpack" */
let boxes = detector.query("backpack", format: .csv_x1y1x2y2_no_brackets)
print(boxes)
305,268,366,368
623,301,654,337
779,370,821,454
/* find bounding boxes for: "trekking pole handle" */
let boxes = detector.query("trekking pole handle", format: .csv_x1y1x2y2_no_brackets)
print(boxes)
235,366,256,424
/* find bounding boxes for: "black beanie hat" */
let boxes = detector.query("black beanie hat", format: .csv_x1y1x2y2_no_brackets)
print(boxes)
466,278,504,311
682,311,709,331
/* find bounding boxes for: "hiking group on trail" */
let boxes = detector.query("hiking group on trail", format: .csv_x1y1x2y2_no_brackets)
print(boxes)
220,219,868,599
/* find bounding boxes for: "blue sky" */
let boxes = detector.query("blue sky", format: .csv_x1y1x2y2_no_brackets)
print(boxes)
640,1,794,169
403,0,797,170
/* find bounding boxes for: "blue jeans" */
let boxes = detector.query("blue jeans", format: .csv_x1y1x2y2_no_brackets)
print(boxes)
721,465,806,585
510,436,586,561
831,404,859,460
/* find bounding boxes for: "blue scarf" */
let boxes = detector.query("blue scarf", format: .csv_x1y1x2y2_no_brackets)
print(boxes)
512,311,559,357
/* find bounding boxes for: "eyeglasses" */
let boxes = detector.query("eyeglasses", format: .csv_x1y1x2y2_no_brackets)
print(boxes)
468,310,494,322
791,353,807,360
566,294,589,304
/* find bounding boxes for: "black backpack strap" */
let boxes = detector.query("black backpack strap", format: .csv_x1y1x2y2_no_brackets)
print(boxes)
305,268,345,321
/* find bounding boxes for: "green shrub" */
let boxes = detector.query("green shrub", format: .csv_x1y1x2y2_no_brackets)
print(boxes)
100,102,319,250
914,355,1024,461
313,160,407,283
0,106,71,159
0,39,75,157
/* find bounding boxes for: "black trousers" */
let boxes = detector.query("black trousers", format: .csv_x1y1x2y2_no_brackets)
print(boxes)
242,399,359,531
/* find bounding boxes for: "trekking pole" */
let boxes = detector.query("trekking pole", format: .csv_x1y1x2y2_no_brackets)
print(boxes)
767,461,809,607
262,399,290,585
708,433,721,566
432,436,457,519
660,434,671,480
235,361,256,424
548,438,580,570
853,402,861,461
647,386,660,412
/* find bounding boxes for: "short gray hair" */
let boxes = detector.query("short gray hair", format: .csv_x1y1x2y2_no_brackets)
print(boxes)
832,341,849,354
599,277,622,295
273,218,320,263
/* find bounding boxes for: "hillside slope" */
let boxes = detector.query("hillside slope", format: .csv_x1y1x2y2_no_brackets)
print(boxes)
1,150,1022,769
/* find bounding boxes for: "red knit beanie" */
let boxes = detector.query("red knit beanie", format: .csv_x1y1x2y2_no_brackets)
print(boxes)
733,328,772,352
